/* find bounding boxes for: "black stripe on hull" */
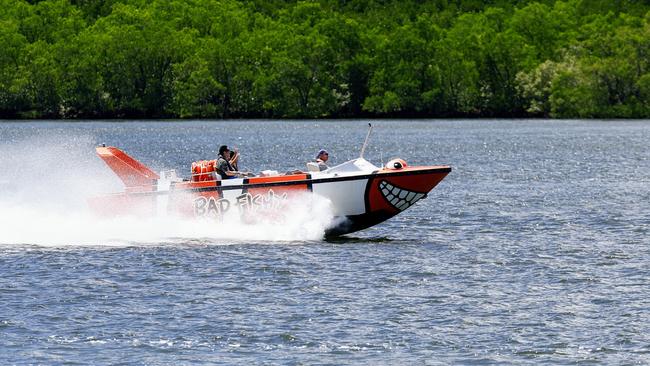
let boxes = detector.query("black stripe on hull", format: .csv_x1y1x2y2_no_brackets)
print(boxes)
325,210,395,237
241,178,250,194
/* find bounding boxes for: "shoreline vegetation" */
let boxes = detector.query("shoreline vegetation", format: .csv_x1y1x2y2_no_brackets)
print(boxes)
1,0,649,120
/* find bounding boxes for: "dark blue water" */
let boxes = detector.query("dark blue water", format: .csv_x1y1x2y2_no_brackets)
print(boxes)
1,120,649,364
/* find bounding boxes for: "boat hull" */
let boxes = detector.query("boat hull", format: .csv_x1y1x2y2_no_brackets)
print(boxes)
89,166,450,237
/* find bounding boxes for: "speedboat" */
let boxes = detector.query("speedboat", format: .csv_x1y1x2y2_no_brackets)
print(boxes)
89,145,451,237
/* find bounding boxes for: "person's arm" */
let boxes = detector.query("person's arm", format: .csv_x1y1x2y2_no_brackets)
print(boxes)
222,170,236,177
230,150,239,165
223,168,252,178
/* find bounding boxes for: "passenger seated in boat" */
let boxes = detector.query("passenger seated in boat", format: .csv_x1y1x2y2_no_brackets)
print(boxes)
284,149,331,175
315,149,329,171
230,147,240,170
216,145,251,179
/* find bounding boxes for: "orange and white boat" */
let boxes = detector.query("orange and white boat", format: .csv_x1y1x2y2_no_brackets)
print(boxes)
90,144,451,237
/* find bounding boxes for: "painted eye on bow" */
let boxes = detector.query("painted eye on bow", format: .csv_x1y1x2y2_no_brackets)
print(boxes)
385,158,408,170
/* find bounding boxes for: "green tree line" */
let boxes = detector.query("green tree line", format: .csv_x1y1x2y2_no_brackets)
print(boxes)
1,0,649,118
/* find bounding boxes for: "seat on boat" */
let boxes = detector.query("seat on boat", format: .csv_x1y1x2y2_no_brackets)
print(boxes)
306,162,320,172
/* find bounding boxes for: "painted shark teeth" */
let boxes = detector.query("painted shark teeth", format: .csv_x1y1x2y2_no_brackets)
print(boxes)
379,180,426,211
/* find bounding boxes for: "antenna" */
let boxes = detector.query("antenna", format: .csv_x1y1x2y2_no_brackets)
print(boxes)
359,123,373,159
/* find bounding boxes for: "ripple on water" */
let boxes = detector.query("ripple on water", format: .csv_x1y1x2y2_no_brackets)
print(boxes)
1,120,650,364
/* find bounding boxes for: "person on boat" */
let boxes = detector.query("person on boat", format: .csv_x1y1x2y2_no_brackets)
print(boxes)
229,147,240,170
315,149,329,171
216,145,249,179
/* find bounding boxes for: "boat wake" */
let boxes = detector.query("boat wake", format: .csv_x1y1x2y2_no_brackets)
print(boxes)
0,138,334,247
0,198,334,247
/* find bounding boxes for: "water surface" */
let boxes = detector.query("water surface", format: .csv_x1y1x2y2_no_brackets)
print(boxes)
1,119,649,364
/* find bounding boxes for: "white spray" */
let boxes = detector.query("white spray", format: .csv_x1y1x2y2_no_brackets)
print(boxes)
0,136,334,247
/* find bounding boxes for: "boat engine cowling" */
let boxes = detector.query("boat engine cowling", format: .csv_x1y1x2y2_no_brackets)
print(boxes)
385,158,408,170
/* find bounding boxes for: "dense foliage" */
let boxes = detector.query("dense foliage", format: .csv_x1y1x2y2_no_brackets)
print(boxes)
1,0,649,118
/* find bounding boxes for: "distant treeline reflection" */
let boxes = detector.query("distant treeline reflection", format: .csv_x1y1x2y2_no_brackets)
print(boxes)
1,0,649,119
